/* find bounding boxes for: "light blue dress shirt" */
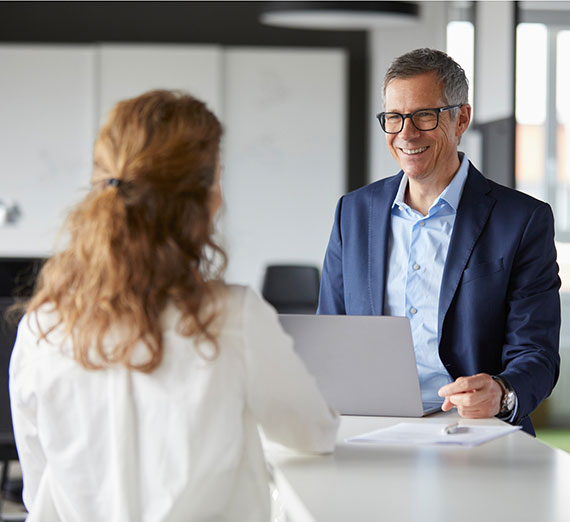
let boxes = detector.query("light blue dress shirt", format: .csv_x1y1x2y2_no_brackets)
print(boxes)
384,153,470,404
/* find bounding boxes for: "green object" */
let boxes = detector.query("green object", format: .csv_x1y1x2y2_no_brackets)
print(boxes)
535,429,570,453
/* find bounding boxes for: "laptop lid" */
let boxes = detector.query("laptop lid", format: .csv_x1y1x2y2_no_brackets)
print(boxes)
278,314,440,417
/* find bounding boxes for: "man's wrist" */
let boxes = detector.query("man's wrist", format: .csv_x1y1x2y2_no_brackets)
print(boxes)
492,375,517,419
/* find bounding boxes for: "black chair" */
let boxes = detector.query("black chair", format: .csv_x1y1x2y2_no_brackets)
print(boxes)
261,265,321,314
0,259,44,300
0,259,43,521
0,297,26,520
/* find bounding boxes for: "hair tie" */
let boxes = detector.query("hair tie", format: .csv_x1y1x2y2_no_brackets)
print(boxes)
105,178,123,188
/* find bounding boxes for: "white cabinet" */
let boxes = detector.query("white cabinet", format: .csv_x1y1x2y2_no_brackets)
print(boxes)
0,45,95,256
96,44,223,124
0,44,346,289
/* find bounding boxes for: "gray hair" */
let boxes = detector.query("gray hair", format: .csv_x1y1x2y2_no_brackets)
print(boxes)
382,48,468,113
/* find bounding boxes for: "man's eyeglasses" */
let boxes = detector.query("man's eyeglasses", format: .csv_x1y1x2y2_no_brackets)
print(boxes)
376,104,463,134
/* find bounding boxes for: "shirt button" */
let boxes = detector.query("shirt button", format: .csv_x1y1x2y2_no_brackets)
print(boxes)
419,222,425,227
398,206,404,211
413,263,420,271
410,307,417,315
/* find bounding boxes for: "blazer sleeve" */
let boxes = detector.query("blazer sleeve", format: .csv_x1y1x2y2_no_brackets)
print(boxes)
500,202,561,424
242,288,339,454
317,196,346,314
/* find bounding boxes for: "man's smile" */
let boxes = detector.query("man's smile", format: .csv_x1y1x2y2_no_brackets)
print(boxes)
399,146,429,155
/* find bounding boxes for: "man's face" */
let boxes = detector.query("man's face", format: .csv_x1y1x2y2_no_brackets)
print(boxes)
384,71,470,184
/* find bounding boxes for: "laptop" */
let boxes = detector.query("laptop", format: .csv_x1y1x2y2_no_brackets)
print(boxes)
278,314,442,417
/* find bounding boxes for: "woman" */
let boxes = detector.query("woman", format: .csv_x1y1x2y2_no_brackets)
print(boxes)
9,90,339,522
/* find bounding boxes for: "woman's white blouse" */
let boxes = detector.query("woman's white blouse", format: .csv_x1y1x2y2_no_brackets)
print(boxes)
9,285,339,522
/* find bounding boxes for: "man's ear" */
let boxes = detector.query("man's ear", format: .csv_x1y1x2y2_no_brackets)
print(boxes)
456,104,472,138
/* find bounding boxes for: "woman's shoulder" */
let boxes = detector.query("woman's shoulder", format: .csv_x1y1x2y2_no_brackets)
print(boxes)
160,283,270,334
228,284,279,313
10,304,69,378
215,284,277,331
17,304,62,340
222,284,262,306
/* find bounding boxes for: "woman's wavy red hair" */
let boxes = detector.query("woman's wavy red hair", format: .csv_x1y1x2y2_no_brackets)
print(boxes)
27,89,226,372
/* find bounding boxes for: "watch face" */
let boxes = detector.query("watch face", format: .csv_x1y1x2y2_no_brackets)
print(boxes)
505,391,516,412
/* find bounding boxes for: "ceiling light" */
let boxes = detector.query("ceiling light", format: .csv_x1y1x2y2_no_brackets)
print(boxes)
260,1,419,30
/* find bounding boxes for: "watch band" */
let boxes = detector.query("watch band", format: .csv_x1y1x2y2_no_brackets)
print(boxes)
492,376,516,417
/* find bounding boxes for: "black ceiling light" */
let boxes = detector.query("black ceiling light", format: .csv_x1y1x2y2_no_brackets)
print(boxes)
259,1,420,30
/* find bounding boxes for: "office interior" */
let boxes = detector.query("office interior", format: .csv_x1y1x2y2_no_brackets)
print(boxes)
0,0,569,514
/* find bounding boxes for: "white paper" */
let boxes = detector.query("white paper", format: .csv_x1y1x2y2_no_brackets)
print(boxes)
346,422,522,447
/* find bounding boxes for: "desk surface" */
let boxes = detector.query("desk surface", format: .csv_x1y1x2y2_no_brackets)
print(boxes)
267,412,570,522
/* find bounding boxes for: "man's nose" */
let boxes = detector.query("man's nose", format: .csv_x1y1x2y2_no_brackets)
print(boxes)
399,116,420,139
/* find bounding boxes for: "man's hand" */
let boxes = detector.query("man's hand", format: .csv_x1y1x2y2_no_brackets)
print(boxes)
438,373,502,418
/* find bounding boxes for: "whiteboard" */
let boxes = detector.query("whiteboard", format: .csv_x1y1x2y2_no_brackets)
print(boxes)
222,48,346,289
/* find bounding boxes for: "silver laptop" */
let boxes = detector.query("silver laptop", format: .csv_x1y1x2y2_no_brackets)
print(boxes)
278,314,442,417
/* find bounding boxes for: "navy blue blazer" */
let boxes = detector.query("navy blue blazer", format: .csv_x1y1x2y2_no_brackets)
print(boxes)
318,163,561,434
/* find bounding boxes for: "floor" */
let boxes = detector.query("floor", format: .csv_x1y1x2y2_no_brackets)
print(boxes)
0,462,26,521
1,504,27,521
535,429,570,453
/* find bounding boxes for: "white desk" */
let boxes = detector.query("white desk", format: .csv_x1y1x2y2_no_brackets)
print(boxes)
267,412,570,522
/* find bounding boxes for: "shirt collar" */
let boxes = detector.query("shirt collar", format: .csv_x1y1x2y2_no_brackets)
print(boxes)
437,152,469,211
392,152,470,213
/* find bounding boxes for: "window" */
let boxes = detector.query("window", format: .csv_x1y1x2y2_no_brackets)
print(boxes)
515,23,547,202
446,21,475,108
516,7,570,427
556,31,570,226
516,21,570,290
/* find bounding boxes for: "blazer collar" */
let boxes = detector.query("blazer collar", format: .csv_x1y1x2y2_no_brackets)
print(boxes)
438,163,496,340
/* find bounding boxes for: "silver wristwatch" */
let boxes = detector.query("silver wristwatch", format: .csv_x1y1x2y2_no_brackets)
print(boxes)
492,376,516,417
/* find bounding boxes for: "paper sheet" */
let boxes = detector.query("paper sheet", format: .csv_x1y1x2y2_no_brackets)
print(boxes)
346,422,522,447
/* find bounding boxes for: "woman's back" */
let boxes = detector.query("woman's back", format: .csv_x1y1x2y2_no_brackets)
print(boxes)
11,285,338,522
9,90,338,521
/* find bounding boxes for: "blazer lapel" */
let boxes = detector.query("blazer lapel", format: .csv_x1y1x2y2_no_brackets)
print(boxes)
438,165,496,340
368,173,402,315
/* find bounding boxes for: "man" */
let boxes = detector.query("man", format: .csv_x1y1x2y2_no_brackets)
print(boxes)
317,48,560,434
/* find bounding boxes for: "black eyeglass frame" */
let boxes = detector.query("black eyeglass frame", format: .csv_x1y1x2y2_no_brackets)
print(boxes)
376,104,464,134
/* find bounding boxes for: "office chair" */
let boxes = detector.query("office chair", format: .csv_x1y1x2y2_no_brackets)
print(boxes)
0,297,26,521
0,259,43,522
261,265,320,314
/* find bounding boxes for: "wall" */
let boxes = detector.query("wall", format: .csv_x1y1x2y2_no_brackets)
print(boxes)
475,1,516,188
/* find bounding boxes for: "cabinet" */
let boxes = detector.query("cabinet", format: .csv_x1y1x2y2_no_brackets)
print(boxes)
0,44,345,287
